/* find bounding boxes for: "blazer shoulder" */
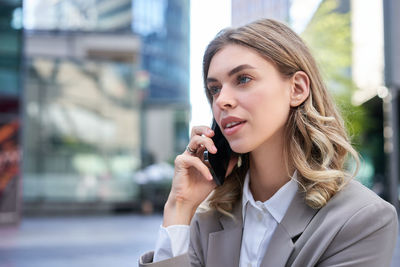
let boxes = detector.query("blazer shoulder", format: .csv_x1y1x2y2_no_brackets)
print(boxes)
307,179,398,243
327,179,396,215
311,180,399,266
289,179,398,266
312,179,399,243
191,200,242,232
191,207,224,233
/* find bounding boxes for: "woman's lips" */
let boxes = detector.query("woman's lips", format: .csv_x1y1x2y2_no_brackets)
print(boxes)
223,121,246,136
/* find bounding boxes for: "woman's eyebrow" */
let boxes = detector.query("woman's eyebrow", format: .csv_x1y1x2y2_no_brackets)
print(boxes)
207,64,255,83
228,64,255,76
206,77,218,84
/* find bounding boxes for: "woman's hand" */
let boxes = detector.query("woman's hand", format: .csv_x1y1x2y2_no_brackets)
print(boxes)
163,126,218,227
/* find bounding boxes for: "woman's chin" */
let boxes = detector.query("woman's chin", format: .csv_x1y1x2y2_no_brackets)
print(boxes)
229,142,252,154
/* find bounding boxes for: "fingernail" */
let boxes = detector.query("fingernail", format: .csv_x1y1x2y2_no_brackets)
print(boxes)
209,174,213,181
208,129,214,135
212,145,217,152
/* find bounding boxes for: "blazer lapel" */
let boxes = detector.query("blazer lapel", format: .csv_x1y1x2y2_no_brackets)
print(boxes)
261,223,294,266
206,202,243,267
260,189,318,267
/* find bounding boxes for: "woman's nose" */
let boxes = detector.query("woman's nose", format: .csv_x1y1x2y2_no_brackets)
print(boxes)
214,85,237,109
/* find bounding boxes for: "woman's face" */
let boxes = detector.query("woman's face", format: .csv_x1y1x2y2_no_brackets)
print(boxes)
207,44,293,154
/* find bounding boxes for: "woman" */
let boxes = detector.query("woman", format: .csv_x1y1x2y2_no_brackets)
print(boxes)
139,19,398,267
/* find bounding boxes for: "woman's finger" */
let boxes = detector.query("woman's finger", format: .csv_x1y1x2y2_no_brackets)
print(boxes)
190,125,214,138
175,154,214,182
185,135,217,156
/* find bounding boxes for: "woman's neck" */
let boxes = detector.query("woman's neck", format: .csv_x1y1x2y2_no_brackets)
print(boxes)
248,137,291,202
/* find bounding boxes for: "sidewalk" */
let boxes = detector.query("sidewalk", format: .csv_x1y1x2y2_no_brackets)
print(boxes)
0,215,162,267
0,214,399,267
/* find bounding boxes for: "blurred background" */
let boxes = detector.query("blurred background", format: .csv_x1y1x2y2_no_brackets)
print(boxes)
0,0,399,266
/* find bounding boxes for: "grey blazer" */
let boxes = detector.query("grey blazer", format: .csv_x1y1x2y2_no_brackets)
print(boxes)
139,180,398,267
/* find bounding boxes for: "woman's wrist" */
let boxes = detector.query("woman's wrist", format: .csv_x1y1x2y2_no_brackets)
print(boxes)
163,198,197,227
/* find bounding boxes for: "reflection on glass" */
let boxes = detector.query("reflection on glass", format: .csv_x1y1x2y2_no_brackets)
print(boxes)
22,0,191,210
132,0,167,35
24,0,132,32
24,58,141,202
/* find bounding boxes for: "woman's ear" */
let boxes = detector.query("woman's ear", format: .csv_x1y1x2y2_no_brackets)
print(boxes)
290,71,310,107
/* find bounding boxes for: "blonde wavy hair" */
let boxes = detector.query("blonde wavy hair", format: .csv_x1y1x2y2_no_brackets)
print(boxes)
202,19,359,214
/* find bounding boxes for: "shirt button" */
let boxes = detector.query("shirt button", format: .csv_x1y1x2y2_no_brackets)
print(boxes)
257,212,263,221
247,263,252,267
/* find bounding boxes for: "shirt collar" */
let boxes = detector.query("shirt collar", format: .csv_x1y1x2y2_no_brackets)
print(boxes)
242,170,299,224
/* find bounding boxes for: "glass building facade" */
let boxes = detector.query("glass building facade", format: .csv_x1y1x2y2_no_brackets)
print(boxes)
21,0,190,213
135,0,190,103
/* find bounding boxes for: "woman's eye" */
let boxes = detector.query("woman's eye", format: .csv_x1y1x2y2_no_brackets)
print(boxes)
238,75,251,84
208,86,221,95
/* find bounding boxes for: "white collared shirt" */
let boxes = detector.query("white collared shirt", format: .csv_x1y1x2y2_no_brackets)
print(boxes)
153,171,299,267
240,172,298,267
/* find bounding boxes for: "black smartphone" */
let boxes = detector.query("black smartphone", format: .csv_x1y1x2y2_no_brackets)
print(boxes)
203,119,232,186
